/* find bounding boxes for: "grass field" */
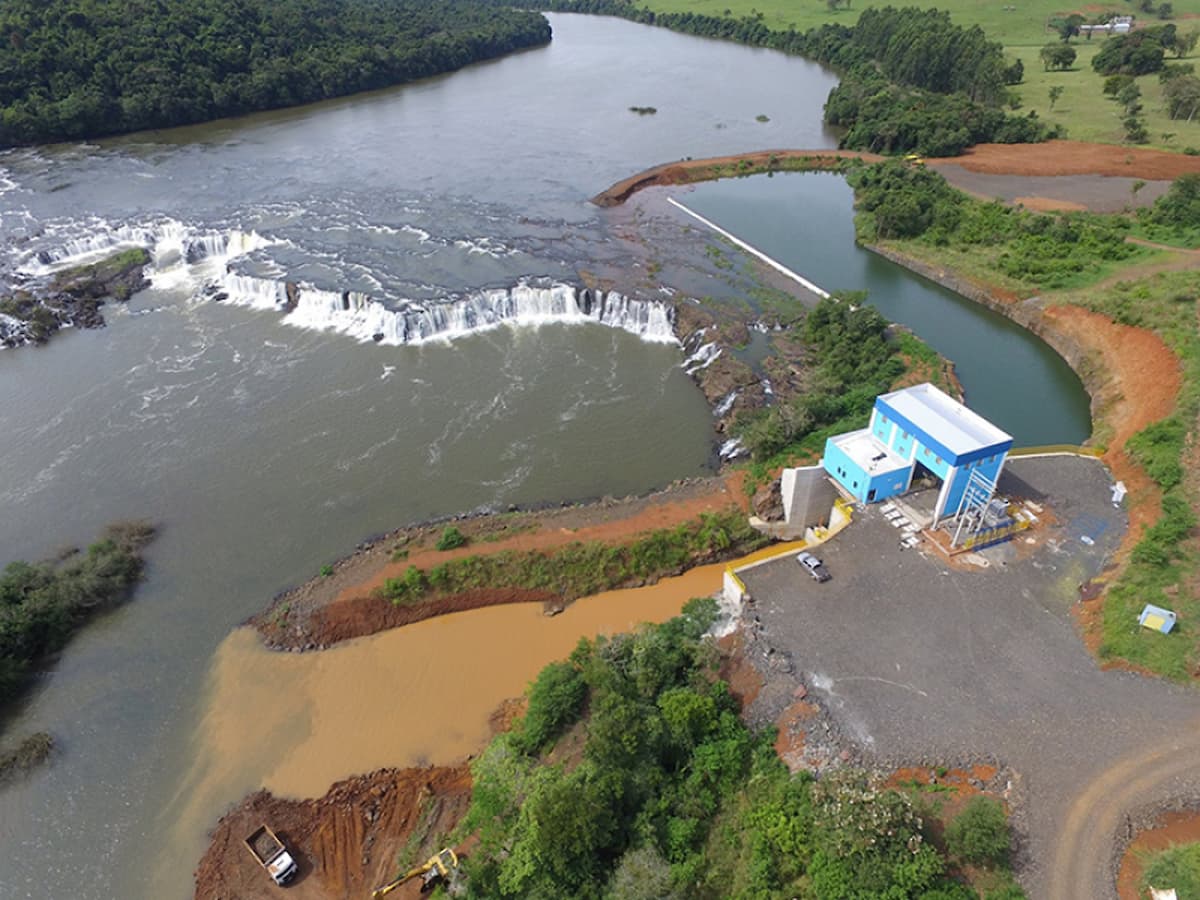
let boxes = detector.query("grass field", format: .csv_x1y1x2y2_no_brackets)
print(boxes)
641,0,1200,149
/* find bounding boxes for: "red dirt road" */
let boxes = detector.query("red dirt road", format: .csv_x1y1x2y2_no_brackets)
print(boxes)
932,141,1200,180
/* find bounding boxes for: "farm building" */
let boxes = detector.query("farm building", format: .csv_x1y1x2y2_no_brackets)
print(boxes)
822,383,1013,523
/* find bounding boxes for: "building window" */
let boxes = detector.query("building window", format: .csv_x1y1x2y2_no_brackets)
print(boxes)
936,456,943,466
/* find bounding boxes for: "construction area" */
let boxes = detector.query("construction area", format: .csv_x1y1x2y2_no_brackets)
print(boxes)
733,454,1200,900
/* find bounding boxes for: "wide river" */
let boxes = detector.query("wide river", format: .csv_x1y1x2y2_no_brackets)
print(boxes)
0,14,1087,900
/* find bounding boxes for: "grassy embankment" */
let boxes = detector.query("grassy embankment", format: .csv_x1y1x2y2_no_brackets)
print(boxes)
1139,840,1200,896
380,510,770,606
856,161,1200,679
641,0,1200,151
444,600,1025,899
1067,270,1200,678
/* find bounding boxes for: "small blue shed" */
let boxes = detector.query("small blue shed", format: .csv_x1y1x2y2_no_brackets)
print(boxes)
822,383,1014,522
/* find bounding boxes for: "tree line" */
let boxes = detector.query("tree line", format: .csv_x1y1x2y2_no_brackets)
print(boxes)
0,0,551,146
476,0,1055,156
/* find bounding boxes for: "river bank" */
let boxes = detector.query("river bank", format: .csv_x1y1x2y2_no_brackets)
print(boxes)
251,473,747,651
199,144,1195,899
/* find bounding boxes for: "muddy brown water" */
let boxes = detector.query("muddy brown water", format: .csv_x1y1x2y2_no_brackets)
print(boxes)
156,562,727,892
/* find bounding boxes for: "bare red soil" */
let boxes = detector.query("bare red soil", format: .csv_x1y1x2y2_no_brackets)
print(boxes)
1117,809,1200,899
931,141,1200,180
193,765,472,900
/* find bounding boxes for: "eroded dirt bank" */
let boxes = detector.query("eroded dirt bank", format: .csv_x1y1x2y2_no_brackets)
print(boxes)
193,764,471,900
253,473,746,651
593,141,1200,213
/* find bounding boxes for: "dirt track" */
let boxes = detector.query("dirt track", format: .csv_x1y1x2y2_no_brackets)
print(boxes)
1049,721,1200,900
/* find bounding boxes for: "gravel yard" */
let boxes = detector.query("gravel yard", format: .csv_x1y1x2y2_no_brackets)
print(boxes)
738,456,1200,899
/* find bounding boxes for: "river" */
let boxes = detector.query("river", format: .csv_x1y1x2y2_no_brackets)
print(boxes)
0,13,1087,900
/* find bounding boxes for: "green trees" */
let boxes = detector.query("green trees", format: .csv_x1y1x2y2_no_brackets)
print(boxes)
0,0,552,146
1164,75,1200,121
0,522,154,706
1092,29,1172,76
1041,43,1077,71
945,796,1011,867
734,292,907,462
510,661,587,754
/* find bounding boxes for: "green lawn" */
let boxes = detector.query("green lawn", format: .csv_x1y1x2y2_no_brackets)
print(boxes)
640,0,1200,149
1013,41,1200,149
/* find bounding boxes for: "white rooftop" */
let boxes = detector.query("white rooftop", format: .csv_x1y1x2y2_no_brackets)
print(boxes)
877,383,1012,458
831,429,910,475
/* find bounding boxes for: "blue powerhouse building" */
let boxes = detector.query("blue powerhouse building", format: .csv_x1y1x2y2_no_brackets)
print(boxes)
822,383,1013,523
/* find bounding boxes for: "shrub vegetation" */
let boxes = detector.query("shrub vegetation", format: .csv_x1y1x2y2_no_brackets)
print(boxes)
851,160,1146,290
1141,841,1200,898
945,796,1011,867
0,521,155,707
381,510,768,606
458,600,1023,897
436,525,468,552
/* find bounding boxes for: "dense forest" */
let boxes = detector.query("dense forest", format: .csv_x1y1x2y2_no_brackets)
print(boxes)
457,599,1025,898
476,0,1054,156
0,0,551,146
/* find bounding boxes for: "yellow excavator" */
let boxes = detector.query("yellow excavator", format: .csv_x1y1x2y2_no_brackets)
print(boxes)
371,848,459,898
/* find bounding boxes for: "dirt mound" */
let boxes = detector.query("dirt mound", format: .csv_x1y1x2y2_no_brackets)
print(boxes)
934,141,1200,180
194,765,471,900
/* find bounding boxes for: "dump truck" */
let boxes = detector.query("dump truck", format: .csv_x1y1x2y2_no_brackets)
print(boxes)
372,848,458,897
245,824,299,887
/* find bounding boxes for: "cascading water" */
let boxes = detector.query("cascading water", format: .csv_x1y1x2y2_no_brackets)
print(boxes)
17,220,680,347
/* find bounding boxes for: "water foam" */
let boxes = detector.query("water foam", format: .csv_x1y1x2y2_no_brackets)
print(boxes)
21,220,679,347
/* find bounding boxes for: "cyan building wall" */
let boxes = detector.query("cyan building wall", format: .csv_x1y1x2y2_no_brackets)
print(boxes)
821,437,870,503
866,468,909,504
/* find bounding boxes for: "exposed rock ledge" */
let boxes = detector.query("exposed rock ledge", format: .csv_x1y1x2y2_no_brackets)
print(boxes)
0,248,151,348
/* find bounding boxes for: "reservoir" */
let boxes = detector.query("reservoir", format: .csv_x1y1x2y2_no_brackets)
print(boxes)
679,173,1092,446
0,13,1088,900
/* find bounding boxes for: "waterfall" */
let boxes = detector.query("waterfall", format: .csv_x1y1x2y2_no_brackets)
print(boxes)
221,275,678,345
19,221,679,346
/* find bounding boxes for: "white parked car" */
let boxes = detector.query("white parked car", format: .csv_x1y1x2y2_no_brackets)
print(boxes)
796,551,831,583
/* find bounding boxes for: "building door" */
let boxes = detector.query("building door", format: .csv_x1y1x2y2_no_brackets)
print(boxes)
867,489,877,501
